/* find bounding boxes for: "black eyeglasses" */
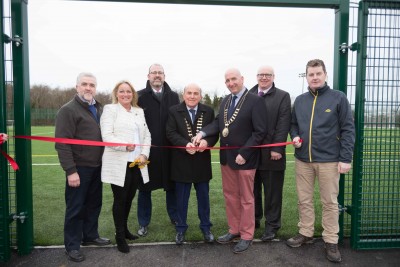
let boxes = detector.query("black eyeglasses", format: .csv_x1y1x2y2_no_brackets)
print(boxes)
149,71,164,75
257,73,273,78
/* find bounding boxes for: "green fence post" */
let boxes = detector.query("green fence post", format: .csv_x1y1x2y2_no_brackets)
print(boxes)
11,0,33,255
0,0,11,262
351,0,367,250
333,0,350,244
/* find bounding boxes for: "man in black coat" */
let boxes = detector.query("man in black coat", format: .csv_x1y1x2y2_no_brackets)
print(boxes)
194,68,267,254
249,65,291,241
136,63,179,236
166,83,218,245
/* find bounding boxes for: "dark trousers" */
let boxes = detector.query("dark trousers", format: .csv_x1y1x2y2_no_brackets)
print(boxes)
137,189,178,227
111,164,140,237
64,166,102,251
254,170,285,233
175,181,212,233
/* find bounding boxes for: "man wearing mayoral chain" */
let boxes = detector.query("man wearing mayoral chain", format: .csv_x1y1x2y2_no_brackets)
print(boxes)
193,68,267,253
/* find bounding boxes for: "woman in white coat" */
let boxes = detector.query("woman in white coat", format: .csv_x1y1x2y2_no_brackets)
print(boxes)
101,80,151,253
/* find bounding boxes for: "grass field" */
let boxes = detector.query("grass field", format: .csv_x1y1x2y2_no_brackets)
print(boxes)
29,126,323,245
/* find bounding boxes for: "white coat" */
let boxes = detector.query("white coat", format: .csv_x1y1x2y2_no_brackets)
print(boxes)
100,103,151,187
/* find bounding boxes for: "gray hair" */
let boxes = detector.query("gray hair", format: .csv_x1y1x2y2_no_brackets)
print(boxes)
148,63,164,74
183,83,202,95
76,72,97,86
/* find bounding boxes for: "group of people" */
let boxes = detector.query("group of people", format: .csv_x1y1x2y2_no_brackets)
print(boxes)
53,59,355,263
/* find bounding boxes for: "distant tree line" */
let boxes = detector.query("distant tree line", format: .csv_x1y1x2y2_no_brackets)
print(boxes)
5,84,224,126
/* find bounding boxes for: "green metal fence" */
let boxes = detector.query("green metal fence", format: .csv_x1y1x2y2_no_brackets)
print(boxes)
349,0,400,249
1,0,399,263
0,0,33,262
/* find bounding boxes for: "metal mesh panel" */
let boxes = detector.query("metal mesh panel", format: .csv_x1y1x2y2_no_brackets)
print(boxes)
2,0,17,249
342,0,359,238
353,0,400,249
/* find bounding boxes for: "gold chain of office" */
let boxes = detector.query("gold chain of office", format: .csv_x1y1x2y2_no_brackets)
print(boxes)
222,91,248,137
185,113,204,139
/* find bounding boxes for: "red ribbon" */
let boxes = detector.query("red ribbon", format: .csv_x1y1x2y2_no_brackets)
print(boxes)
1,150,19,171
1,135,300,171
15,135,296,150
1,134,19,171
14,135,151,147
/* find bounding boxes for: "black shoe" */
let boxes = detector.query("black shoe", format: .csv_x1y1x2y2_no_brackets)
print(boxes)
125,231,139,240
260,231,276,241
232,239,252,254
116,236,130,253
82,237,111,246
216,232,240,244
255,220,260,229
175,232,185,245
203,231,215,243
65,250,85,262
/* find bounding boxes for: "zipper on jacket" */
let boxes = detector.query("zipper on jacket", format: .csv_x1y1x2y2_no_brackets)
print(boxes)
309,91,318,162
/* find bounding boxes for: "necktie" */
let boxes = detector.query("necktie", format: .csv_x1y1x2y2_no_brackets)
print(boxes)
258,91,265,97
155,91,162,101
228,95,237,119
88,104,99,123
189,109,196,123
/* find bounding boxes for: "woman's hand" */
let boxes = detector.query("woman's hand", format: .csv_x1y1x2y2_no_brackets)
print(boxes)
126,144,136,152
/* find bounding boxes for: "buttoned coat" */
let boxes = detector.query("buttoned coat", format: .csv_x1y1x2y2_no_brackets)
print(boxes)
137,80,179,191
100,103,151,187
201,89,267,170
166,102,218,183
249,83,291,170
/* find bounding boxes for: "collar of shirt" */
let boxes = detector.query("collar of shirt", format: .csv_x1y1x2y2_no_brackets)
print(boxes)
258,85,272,95
186,106,198,113
152,87,163,94
232,87,246,99
77,94,96,105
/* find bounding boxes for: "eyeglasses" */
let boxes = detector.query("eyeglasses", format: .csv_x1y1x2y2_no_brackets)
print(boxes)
257,73,273,78
149,71,164,75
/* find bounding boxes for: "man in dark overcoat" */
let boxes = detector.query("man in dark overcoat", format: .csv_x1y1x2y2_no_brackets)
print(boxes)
194,68,267,254
166,83,218,245
136,63,179,236
249,65,291,241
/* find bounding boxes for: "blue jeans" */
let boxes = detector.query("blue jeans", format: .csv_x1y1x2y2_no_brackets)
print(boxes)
64,166,102,251
137,189,178,227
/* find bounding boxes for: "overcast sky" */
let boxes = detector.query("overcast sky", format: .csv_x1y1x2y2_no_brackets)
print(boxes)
28,0,335,99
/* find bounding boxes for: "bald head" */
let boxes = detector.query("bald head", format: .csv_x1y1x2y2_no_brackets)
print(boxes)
257,65,274,75
183,83,202,109
225,68,242,77
184,83,202,95
224,68,244,95
257,65,275,90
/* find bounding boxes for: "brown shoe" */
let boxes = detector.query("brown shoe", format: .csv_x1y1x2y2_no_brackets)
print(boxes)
286,233,314,248
325,242,342,263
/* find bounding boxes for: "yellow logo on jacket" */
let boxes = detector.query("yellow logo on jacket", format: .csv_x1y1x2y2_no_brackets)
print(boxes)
325,109,331,113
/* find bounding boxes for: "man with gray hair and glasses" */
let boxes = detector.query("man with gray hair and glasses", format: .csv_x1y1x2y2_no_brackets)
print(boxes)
249,66,291,241
136,64,179,237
